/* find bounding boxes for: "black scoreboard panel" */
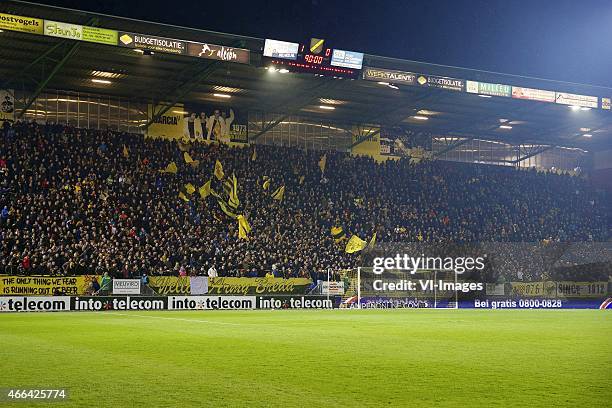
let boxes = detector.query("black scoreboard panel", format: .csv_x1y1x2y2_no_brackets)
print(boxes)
262,38,363,78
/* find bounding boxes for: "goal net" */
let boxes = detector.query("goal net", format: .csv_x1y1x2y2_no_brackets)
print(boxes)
340,267,459,309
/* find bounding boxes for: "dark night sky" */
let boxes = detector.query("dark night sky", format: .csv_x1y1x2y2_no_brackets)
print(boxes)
31,0,612,88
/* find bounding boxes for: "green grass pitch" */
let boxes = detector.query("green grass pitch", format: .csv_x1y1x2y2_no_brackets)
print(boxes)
1,309,610,407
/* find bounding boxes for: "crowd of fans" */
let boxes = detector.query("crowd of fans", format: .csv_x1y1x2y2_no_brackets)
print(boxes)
1,120,609,279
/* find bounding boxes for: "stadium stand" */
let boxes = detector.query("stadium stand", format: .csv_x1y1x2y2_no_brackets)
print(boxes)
1,119,609,279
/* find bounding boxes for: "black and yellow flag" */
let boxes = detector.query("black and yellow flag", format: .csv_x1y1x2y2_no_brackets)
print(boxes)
271,185,285,201
198,180,211,199
262,176,271,191
330,226,346,243
214,160,224,180
318,154,327,173
228,173,240,209
160,162,178,174
366,232,376,251
218,199,237,219
178,191,190,202
237,214,251,240
184,152,194,164
345,235,367,253
299,175,305,185
251,148,257,161
184,183,196,195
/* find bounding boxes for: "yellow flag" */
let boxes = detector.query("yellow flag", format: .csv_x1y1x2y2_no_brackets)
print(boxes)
318,154,327,173
271,185,285,201
299,175,305,185
345,235,367,253
177,140,191,152
178,191,190,202
218,199,237,218
184,152,194,164
251,148,257,161
366,232,376,251
122,145,129,158
228,173,239,209
237,214,251,240
198,180,211,199
262,177,271,191
160,162,178,174
330,226,346,243
214,160,224,180
184,183,196,195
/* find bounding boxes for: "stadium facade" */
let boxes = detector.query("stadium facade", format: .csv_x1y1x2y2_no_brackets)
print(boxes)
1,0,611,180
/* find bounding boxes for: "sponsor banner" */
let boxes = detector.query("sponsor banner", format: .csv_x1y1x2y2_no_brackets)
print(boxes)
602,98,611,110
263,39,299,60
168,296,255,310
0,296,70,312
186,42,250,64
44,20,83,40
485,283,505,296
1,89,15,122
71,296,167,311
331,49,364,69
112,279,141,295
511,86,556,103
555,92,598,108
82,26,118,45
417,74,464,91
466,80,511,97
148,276,312,296
118,32,186,55
0,13,43,35
256,296,339,309
362,67,417,85
468,298,607,309
0,275,93,296
322,281,345,295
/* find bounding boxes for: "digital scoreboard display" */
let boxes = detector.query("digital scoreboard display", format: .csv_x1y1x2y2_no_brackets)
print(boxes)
263,38,363,78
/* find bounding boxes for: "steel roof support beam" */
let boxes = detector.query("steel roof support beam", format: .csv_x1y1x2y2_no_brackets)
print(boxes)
17,41,82,119
145,60,219,129
349,93,436,148
249,79,337,142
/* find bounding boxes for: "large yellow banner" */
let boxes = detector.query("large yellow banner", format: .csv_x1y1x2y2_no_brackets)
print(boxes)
0,13,43,35
147,104,186,140
148,276,312,296
0,275,94,296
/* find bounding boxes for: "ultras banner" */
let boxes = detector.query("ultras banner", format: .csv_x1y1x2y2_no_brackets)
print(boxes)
0,275,95,296
148,277,313,296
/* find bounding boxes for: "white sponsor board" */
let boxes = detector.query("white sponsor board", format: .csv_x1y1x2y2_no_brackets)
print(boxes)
112,279,141,295
555,92,598,108
511,86,556,103
168,296,256,310
44,20,83,40
322,281,345,295
0,296,70,312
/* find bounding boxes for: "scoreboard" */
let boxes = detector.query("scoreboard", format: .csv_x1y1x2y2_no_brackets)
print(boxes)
263,38,363,78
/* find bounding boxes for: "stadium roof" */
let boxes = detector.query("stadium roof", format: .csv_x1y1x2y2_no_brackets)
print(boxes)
1,0,611,152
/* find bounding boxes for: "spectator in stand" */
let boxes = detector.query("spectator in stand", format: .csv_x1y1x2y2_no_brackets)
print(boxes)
0,120,608,281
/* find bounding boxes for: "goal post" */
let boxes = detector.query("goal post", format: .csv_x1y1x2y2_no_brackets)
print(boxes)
341,267,459,309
